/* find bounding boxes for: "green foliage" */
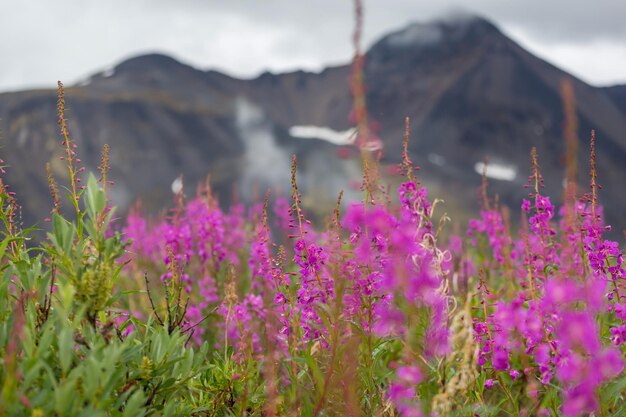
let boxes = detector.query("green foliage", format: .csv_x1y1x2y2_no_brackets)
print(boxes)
0,174,208,416
46,174,127,321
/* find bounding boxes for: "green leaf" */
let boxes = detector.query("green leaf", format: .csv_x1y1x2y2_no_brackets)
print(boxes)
122,390,147,417
58,327,73,374
85,173,106,222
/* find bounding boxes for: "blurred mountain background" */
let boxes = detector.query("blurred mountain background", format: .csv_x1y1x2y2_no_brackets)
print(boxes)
1,11,626,235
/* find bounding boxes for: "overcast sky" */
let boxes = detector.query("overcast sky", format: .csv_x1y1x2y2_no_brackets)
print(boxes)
1,0,626,92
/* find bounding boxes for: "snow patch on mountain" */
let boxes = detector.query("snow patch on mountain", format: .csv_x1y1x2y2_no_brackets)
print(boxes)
386,23,443,48
289,125,356,146
474,161,517,181
428,153,446,167
384,12,483,48
102,67,115,78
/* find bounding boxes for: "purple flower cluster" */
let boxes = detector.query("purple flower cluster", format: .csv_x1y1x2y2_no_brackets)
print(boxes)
467,160,625,416
119,149,625,416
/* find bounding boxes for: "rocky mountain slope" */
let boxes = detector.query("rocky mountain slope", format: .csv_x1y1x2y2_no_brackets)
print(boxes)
1,15,625,233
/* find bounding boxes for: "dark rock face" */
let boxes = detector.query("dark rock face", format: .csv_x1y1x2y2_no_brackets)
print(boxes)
603,84,626,116
1,15,626,233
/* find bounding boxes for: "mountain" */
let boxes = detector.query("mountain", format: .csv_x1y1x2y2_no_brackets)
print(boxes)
361,16,626,229
1,14,626,234
603,84,626,115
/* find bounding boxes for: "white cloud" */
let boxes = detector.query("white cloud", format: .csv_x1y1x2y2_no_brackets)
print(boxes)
503,26,626,85
1,0,625,91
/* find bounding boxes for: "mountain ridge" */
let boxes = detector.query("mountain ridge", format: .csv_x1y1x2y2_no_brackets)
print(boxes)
1,14,626,233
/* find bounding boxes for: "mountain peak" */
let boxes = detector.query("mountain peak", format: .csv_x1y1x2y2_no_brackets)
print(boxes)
365,13,507,72
80,52,209,93
115,53,188,72
373,13,501,51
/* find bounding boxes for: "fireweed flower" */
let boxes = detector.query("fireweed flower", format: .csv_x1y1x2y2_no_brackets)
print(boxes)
467,209,510,263
555,312,624,417
462,148,626,417
117,141,626,416
343,182,450,414
273,196,292,234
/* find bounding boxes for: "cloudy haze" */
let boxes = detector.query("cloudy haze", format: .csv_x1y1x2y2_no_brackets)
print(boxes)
1,0,625,91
